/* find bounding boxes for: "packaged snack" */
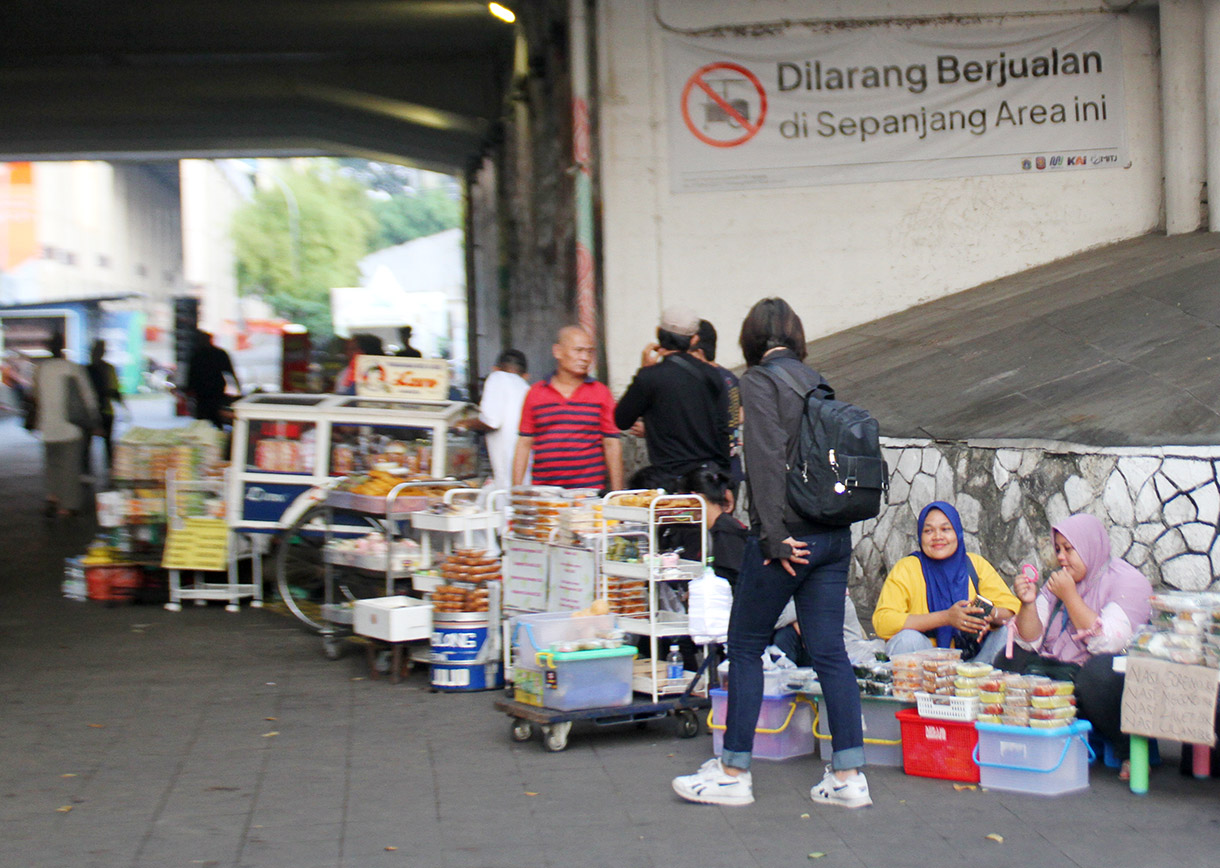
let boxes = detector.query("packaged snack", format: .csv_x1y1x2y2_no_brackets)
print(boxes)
1030,694,1076,709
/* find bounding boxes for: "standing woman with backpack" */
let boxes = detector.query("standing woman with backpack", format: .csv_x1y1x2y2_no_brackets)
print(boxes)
673,298,870,808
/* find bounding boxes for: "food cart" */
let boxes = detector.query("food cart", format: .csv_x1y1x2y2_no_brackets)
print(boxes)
226,392,475,533
226,384,481,656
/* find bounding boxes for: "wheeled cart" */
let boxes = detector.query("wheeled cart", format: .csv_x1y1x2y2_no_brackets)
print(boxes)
494,689,711,752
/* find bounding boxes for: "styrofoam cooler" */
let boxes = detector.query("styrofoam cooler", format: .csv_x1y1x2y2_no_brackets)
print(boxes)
813,694,912,766
973,720,1093,796
709,689,818,761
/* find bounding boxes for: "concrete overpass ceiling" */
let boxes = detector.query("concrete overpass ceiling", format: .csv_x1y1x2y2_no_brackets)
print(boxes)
0,0,518,171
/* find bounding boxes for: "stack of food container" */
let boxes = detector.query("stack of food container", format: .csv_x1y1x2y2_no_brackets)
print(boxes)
508,487,600,541
1128,591,1220,668
431,548,499,613
889,649,961,701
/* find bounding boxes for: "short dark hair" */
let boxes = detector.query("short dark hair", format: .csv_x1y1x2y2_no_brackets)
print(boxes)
627,465,675,492
697,320,717,361
354,333,383,356
496,349,527,373
656,328,693,353
738,297,806,367
681,464,733,508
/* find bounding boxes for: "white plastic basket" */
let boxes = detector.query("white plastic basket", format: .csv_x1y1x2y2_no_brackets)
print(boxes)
915,692,979,722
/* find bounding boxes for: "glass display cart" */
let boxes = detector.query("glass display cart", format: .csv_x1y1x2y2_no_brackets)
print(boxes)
227,393,476,533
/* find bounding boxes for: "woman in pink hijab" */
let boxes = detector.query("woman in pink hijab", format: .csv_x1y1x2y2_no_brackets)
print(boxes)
1009,513,1152,778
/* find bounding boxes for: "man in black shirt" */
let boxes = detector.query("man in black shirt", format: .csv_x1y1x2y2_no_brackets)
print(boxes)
614,307,730,492
185,330,240,429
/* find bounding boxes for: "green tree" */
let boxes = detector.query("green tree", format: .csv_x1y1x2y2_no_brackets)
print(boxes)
232,162,376,341
372,187,462,249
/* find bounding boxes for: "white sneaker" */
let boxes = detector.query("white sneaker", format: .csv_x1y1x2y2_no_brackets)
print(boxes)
672,758,754,806
810,765,872,809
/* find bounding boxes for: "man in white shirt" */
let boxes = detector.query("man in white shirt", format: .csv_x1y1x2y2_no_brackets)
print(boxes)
457,349,530,493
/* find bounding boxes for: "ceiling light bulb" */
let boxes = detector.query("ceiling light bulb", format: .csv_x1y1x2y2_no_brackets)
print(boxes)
488,3,515,24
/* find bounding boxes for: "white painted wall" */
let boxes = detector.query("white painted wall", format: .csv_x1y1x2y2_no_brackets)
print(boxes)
596,1,1164,390
181,159,250,344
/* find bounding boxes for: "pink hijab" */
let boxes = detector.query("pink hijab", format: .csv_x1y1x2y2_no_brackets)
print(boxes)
1038,513,1152,665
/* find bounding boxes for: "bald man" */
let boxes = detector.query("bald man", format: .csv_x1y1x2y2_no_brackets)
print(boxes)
512,326,623,491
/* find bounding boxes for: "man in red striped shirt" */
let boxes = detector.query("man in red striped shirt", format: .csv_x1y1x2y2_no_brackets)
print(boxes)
512,326,624,491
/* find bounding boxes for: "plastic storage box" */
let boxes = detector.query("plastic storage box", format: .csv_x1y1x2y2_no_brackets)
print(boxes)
353,596,433,642
974,719,1093,796
514,646,636,710
709,689,818,761
814,694,911,766
896,708,980,782
510,612,628,710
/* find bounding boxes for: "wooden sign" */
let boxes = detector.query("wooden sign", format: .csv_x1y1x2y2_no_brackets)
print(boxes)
162,517,230,572
1121,656,1219,747
353,355,450,400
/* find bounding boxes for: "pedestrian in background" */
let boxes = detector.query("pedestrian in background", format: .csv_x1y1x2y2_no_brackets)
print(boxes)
31,332,99,518
85,338,125,476
186,330,240,429
456,349,531,493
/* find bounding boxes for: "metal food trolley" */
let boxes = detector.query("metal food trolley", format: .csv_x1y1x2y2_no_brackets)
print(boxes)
226,392,477,656
494,491,715,751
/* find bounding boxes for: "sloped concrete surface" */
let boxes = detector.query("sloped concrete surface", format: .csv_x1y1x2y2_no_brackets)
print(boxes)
809,233,1220,446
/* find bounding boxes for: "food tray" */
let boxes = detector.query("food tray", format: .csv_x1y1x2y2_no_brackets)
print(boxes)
915,691,980,722
327,490,429,514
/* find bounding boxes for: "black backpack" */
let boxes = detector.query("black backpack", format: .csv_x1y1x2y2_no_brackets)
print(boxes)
760,361,888,526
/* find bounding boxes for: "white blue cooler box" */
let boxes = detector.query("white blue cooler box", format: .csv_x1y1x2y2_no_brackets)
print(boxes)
973,719,1093,796
511,612,635,710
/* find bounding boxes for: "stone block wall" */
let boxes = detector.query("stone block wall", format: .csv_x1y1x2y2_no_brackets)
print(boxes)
850,438,1220,615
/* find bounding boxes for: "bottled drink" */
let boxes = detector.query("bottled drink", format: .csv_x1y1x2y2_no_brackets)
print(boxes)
666,644,683,681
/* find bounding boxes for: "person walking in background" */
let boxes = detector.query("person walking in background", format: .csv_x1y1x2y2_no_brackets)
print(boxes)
186,330,240,429
85,338,125,476
513,326,623,491
396,325,423,358
31,332,99,518
455,349,531,493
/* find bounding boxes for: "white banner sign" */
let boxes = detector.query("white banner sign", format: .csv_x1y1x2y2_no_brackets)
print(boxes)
665,17,1127,192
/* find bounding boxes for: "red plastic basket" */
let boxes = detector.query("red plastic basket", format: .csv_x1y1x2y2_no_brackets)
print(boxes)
896,708,980,783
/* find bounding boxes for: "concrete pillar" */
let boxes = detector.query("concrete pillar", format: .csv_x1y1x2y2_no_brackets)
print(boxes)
1205,0,1220,230
1161,0,1207,234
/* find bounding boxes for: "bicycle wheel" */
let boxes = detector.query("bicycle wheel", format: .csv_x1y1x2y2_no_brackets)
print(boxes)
274,504,386,632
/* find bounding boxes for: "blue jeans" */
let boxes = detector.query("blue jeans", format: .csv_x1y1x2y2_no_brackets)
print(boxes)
885,626,1009,666
723,531,865,772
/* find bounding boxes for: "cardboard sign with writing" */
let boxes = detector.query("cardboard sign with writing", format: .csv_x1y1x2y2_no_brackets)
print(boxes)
1121,656,1219,746
162,517,230,572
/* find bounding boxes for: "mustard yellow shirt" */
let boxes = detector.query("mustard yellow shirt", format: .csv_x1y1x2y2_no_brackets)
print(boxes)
872,553,1022,642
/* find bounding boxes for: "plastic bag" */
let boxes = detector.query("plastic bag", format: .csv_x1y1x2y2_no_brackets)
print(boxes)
688,565,732,643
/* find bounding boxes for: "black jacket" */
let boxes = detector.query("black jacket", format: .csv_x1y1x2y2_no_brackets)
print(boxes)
613,353,730,476
741,348,840,559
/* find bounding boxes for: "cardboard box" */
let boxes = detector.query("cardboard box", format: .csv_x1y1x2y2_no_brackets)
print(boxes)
353,596,433,642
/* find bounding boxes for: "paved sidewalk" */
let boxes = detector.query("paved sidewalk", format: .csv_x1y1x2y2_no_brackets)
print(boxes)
2,404,1220,868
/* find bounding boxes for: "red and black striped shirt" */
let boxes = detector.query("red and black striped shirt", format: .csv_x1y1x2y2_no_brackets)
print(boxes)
518,377,618,489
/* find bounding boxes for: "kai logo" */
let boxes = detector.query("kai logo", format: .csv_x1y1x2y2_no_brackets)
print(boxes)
1066,155,1087,166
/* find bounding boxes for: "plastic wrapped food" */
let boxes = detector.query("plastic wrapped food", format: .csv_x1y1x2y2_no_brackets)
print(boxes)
956,662,993,678
1030,694,1076,709
979,691,1006,704
1031,705,1077,721
977,714,1003,724
980,678,1006,693
982,703,1006,716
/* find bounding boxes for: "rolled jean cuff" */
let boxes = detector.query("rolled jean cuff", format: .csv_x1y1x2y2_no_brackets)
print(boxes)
721,749,751,772
830,746,866,772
